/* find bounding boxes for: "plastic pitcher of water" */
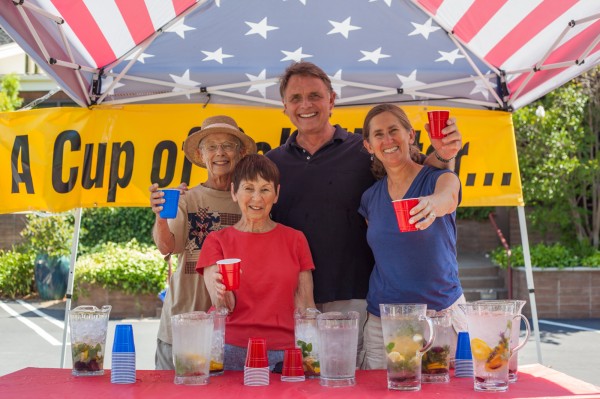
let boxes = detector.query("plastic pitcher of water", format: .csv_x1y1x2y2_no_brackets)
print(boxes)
171,311,213,385
458,301,530,392
317,311,359,387
69,305,112,376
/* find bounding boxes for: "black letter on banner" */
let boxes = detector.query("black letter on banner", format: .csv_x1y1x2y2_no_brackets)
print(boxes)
11,135,35,193
52,130,81,193
82,143,107,189
180,127,200,185
151,141,177,186
107,142,134,202
256,142,271,154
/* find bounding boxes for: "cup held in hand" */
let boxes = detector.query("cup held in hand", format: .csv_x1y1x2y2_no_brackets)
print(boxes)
217,258,241,291
392,198,419,232
159,189,180,219
427,110,450,139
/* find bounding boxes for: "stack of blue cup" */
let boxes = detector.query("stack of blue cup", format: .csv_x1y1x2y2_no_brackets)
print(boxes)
111,324,136,384
454,331,474,378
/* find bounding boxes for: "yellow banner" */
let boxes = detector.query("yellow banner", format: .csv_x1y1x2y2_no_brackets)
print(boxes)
0,104,523,213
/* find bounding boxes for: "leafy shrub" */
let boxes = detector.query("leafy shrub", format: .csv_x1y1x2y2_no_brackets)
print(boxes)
74,240,167,297
0,250,35,298
490,243,588,269
20,213,74,257
79,208,155,253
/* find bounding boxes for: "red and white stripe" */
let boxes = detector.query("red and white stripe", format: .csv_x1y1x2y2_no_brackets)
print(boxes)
37,0,197,68
416,0,600,108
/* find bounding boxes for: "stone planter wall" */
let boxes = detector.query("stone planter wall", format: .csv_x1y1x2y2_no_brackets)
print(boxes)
73,283,162,319
512,267,600,318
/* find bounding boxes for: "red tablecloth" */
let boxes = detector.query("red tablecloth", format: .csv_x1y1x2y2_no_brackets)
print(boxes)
1,364,598,399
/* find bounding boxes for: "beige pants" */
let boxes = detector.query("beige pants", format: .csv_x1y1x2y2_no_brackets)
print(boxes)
360,295,467,370
155,338,174,370
317,299,368,368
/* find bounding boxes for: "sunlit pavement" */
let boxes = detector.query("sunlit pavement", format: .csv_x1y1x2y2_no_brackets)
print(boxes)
1,299,599,386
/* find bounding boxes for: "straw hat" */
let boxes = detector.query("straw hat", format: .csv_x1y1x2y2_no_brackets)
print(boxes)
183,115,257,168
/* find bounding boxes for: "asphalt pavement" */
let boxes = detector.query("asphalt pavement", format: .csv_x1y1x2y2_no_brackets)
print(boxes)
1,299,599,387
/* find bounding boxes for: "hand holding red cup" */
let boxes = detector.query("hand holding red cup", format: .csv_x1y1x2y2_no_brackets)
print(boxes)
427,110,450,140
217,258,241,290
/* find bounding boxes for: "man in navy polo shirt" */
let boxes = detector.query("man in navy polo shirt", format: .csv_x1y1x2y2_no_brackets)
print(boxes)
266,61,462,366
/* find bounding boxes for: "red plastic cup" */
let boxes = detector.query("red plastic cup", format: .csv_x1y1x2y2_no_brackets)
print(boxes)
427,110,450,139
217,258,241,291
392,198,419,232
282,348,304,377
246,337,268,368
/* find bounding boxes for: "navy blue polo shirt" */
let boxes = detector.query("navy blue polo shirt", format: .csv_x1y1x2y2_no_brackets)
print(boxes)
266,125,376,303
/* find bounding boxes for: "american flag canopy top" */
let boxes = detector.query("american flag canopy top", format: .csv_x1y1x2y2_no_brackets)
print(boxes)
0,0,599,110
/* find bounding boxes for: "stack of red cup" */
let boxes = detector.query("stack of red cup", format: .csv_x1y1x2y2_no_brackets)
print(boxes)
244,337,269,386
281,348,305,382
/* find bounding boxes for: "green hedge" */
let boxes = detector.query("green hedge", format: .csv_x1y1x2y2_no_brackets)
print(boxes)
0,250,35,298
79,208,155,253
490,243,600,268
73,240,168,297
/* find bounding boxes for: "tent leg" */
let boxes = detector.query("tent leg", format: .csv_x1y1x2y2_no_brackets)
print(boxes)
517,206,543,364
60,208,82,368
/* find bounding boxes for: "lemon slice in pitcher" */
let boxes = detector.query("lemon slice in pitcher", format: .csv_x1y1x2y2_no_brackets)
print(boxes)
471,338,492,361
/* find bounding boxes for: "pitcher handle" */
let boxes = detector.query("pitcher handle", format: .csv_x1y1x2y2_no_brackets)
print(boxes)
511,314,531,354
420,316,436,353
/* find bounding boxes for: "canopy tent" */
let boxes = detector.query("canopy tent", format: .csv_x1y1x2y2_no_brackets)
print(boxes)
1,0,599,111
2,0,600,369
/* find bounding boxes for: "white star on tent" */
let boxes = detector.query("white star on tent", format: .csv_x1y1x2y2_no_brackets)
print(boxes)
396,70,425,99
408,18,440,40
281,47,313,62
470,72,497,100
201,48,234,64
101,75,125,95
328,69,346,97
124,51,154,64
436,49,465,65
369,0,393,7
245,69,276,98
359,47,390,64
245,17,279,39
165,19,195,39
169,69,200,99
328,17,361,39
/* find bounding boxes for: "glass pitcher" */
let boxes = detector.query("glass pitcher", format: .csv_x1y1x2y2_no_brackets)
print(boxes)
294,307,321,378
69,305,112,376
458,301,530,392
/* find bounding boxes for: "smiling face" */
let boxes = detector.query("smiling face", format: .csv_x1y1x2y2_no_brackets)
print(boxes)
282,74,335,136
198,133,244,179
232,176,279,223
363,111,415,167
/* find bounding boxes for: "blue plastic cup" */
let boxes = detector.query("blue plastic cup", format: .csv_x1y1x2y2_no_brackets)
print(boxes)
454,331,473,378
159,189,180,219
113,324,135,353
455,331,472,360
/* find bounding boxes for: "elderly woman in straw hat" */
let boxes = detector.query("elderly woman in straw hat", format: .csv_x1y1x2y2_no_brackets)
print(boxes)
149,115,256,370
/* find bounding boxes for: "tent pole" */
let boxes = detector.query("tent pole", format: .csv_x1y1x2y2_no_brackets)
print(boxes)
517,206,543,364
60,207,82,368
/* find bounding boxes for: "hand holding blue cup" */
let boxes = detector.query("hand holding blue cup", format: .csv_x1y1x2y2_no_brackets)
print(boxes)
159,189,180,219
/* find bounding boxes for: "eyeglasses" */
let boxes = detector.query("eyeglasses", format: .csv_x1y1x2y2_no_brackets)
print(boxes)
200,142,239,153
